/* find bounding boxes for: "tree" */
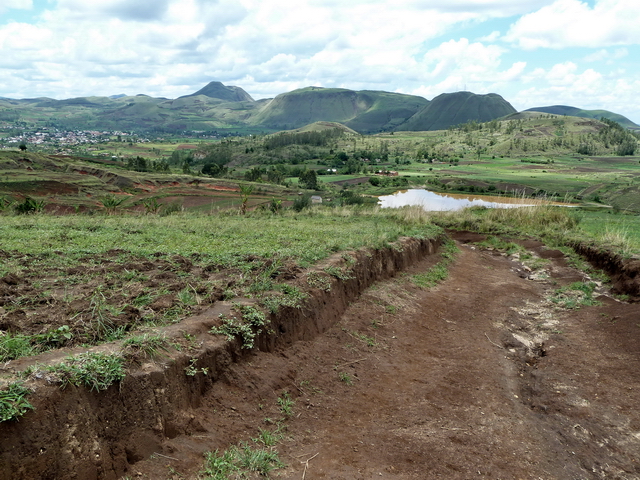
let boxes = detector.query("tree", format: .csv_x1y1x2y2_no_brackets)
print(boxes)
18,143,27,151
299,169,319,190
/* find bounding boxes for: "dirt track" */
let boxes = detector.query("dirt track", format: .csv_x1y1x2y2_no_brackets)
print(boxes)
127,234,640,479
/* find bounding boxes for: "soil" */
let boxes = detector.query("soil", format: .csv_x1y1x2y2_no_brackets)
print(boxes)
129,234,640,479
2,234,640,479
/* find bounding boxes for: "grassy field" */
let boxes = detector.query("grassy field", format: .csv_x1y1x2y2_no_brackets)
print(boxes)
0,207,442,269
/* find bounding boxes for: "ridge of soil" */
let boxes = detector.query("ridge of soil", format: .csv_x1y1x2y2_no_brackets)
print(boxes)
0,237,440,479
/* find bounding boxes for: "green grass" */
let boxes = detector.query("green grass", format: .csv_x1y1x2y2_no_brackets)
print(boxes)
0,208,442,266
201,442,284,479
0,382,34,422
550,281,602,309
411,240,459,288
45,352,126,391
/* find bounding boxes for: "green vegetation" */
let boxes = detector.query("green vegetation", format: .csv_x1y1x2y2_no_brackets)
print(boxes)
210,305,269,349
201,442,284,479
550,282,602,309
0,382,34,422
46,352,126,391
411,240,459,288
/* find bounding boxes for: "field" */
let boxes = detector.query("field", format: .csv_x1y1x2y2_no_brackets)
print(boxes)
1,114,640,478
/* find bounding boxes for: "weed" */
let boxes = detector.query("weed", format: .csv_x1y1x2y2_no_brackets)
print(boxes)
277,391,294,418
255,426,283,447
0,382,34,422
210,305,268,349
87,288,125,342
121,333,169,360
0,333,37,362
324,265,354,280
142,197,163,215
260,284,308,314
101,195,127,215
412,263,449,288
177,285,198,306
412,239,458,288
338,371,353,385
550,281,602,309
14,197,45,215
47,352,126,391
306,271,332,292
352,331,378,347
201,442,284,479
185,358,209,376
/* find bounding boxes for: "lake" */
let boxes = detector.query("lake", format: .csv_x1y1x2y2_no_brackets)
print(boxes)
378,189,574,211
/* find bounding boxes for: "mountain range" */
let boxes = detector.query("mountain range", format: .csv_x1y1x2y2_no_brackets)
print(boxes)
0,81,637,134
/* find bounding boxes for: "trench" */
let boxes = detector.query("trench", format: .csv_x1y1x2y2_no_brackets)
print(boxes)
0,236,442,480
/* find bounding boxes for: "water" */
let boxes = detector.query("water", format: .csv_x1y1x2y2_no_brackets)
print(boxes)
378,189,571,211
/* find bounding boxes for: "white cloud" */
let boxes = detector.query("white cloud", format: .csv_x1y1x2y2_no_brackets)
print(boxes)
0,0,33,14
0,0,638,122
505,0,640,49
584,47,628,63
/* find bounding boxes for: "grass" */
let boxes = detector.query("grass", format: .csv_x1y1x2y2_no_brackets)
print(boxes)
201,442,284,479
0,208,442,264
0,382,34,422
550,281,602,309
411,240,459,289
210,305,269,349
45,352,126,391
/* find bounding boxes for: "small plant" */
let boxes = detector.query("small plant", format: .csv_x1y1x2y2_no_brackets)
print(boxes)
47,352,126,391
100,194,127,215
0,382,34,422
352,331,377,347
324,265,354,280
201,442,284,479
0,195,14,212
269,197,282,214
255,426,283,447
550,281,601,309
338,371,353,385
306,271,332,292
260,284,308,314
142,197,163,215
14,197,45,214
239,184,254,215
210,305,268,349
185,358,209,376
277,391,294,418
122,333,169,360
0,333,37,362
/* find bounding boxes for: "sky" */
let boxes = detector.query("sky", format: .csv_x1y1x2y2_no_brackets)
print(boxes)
1,0,639,123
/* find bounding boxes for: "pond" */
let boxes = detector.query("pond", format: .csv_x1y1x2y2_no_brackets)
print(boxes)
378,189,574,211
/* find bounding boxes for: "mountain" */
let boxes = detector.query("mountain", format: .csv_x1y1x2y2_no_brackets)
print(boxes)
250,87,428,133
524,105,639,129
180,81,254,102
396,91,517,131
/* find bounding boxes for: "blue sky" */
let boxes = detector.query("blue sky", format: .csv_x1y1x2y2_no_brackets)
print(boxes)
1,0,639,123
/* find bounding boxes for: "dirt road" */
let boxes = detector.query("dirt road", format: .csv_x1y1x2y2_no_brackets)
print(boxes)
133,234,640,479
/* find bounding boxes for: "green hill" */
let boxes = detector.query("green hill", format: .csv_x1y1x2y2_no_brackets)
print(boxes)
250,87,428,133
524,105,639,130
396,91,517,131
179,81,254,102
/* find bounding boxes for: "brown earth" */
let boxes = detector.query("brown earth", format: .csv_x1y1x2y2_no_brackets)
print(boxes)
2,235,640,479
